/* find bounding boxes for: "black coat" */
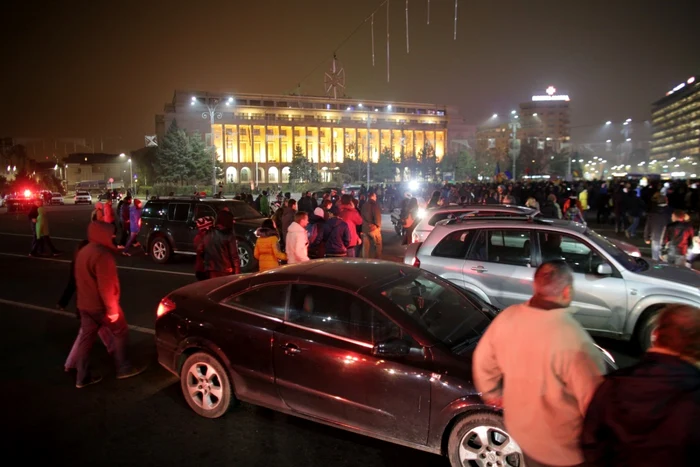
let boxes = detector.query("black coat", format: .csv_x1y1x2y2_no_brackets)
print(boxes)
581,352,700,467
643,205,672,242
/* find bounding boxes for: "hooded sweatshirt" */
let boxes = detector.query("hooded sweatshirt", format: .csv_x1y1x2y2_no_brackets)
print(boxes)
581,352,700,466
285,222,309,264
337,203,363,246
473,302,605,466
36,206,49,238
74,222,121,317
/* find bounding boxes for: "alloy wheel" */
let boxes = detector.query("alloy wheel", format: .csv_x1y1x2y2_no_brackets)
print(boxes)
152,241,167,261
458,425,523,467
238,246,250,268
185,362,224,411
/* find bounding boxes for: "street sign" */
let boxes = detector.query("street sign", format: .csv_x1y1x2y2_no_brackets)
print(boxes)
145,135,158,147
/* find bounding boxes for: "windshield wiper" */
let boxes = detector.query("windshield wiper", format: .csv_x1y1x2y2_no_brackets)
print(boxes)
450,334,482,352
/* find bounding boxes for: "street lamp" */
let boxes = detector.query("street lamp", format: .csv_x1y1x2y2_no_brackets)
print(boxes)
119,153,125,158
127,158,133,191
191,95,233,193
605,121,612,125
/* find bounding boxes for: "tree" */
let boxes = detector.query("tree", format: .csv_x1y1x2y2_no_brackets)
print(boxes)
421,142,437,180
440,150,475,181
289,144,319,185
188,130,215,183
373,148,396,182
155,120,190,184
130,146,158,186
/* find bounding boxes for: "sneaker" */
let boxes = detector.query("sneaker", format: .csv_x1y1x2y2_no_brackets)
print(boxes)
76,374,103,388
117,245,125,250
122,252,131,257
116,365,147,380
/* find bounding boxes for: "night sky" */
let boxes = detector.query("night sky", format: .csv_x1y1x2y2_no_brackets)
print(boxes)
1,0,698,155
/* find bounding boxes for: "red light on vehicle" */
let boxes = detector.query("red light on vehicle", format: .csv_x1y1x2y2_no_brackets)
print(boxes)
23,189,31,198
156,297,176,318
412,257,420,268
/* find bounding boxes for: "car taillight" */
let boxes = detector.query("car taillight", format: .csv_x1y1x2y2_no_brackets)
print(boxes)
157,297,176,318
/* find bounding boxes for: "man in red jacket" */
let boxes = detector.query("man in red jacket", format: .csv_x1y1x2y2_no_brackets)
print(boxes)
70,221,144,388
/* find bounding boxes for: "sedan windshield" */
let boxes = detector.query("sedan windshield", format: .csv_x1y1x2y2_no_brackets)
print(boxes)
585,229,646,272
378,270,491,347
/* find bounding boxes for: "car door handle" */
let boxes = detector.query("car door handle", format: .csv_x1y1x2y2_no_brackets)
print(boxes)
281,343,302,355
471,266,488,273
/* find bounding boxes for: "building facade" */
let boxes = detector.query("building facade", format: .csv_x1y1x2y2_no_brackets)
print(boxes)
157,91,463,184
63,153,129,189
476,87,571,165
650,75,699,161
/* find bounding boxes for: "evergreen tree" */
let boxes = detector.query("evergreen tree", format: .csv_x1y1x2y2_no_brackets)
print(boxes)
374,148,396,182
155,120,190,184
188,130,215,183
289,144,319,185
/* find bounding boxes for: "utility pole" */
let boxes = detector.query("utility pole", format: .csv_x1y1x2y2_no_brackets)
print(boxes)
509,117,521,180
192,95,233,194
366,110,372,184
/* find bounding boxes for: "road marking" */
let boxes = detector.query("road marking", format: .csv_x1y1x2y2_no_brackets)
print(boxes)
0,252,195,277
0,298,156,335
0,231,82,242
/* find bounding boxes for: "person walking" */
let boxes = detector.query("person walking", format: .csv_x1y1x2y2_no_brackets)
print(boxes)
117,196,132,247
285,211,310,264
198,210,241,278
663,209,694,266
121,199,142,256
193,216,215,281
35,203,61,256
644,194,672,261
69,221,144,388
581,304,700,466
254,218,286,272
91,202,105,222
361,191,382,259
259,190,271,217
473,261,605,467
28,198,41,256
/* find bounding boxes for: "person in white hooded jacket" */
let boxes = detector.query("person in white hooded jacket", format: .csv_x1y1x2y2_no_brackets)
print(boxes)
285,211,310,264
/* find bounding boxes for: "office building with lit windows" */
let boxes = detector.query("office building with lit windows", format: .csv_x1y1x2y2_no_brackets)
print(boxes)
650,75,700,160
156,90,458,184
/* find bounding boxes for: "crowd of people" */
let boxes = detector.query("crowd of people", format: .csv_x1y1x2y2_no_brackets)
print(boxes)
29,179,698,465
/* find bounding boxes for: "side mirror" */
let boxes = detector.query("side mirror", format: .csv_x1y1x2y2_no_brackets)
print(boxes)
596,263,613,276
372,338,410,358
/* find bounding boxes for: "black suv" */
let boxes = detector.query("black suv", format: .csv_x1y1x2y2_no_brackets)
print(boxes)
138,197,267,272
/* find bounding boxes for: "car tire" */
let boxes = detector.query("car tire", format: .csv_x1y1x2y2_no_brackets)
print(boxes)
636,308,660,351
238,241,256,273
447,411,524,467
150,236,172,264
180,352,233,419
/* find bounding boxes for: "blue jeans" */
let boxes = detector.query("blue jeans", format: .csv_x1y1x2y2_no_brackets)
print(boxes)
651,240,661,261
626,216,640,237
124,231,138,251
73,310,130,384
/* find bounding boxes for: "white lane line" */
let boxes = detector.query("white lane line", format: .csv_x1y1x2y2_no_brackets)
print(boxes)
0,298,156,335
0,232,82,242
0,252,195,277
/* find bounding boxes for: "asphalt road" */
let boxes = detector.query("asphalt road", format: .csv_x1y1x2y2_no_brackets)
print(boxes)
0,204,640,466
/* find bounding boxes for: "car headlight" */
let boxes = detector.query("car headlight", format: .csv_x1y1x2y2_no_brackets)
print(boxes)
630,251,641,257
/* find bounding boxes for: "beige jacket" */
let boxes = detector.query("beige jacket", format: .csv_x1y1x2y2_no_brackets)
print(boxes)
473,302,605,466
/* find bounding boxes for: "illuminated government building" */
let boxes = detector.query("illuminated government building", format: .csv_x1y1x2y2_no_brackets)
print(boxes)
156,90,468,184
650,74,699,160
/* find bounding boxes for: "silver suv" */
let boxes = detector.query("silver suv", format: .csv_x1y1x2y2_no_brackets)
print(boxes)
411,204,539,244
404,217,700,349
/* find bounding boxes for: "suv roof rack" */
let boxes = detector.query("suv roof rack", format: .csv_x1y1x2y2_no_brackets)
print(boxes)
440,215,552,226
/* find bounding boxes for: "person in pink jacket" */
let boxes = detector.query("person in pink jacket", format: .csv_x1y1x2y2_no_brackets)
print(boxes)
337,194,363,257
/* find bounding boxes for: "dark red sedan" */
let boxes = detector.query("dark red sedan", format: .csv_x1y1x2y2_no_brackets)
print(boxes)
155,259,614,467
